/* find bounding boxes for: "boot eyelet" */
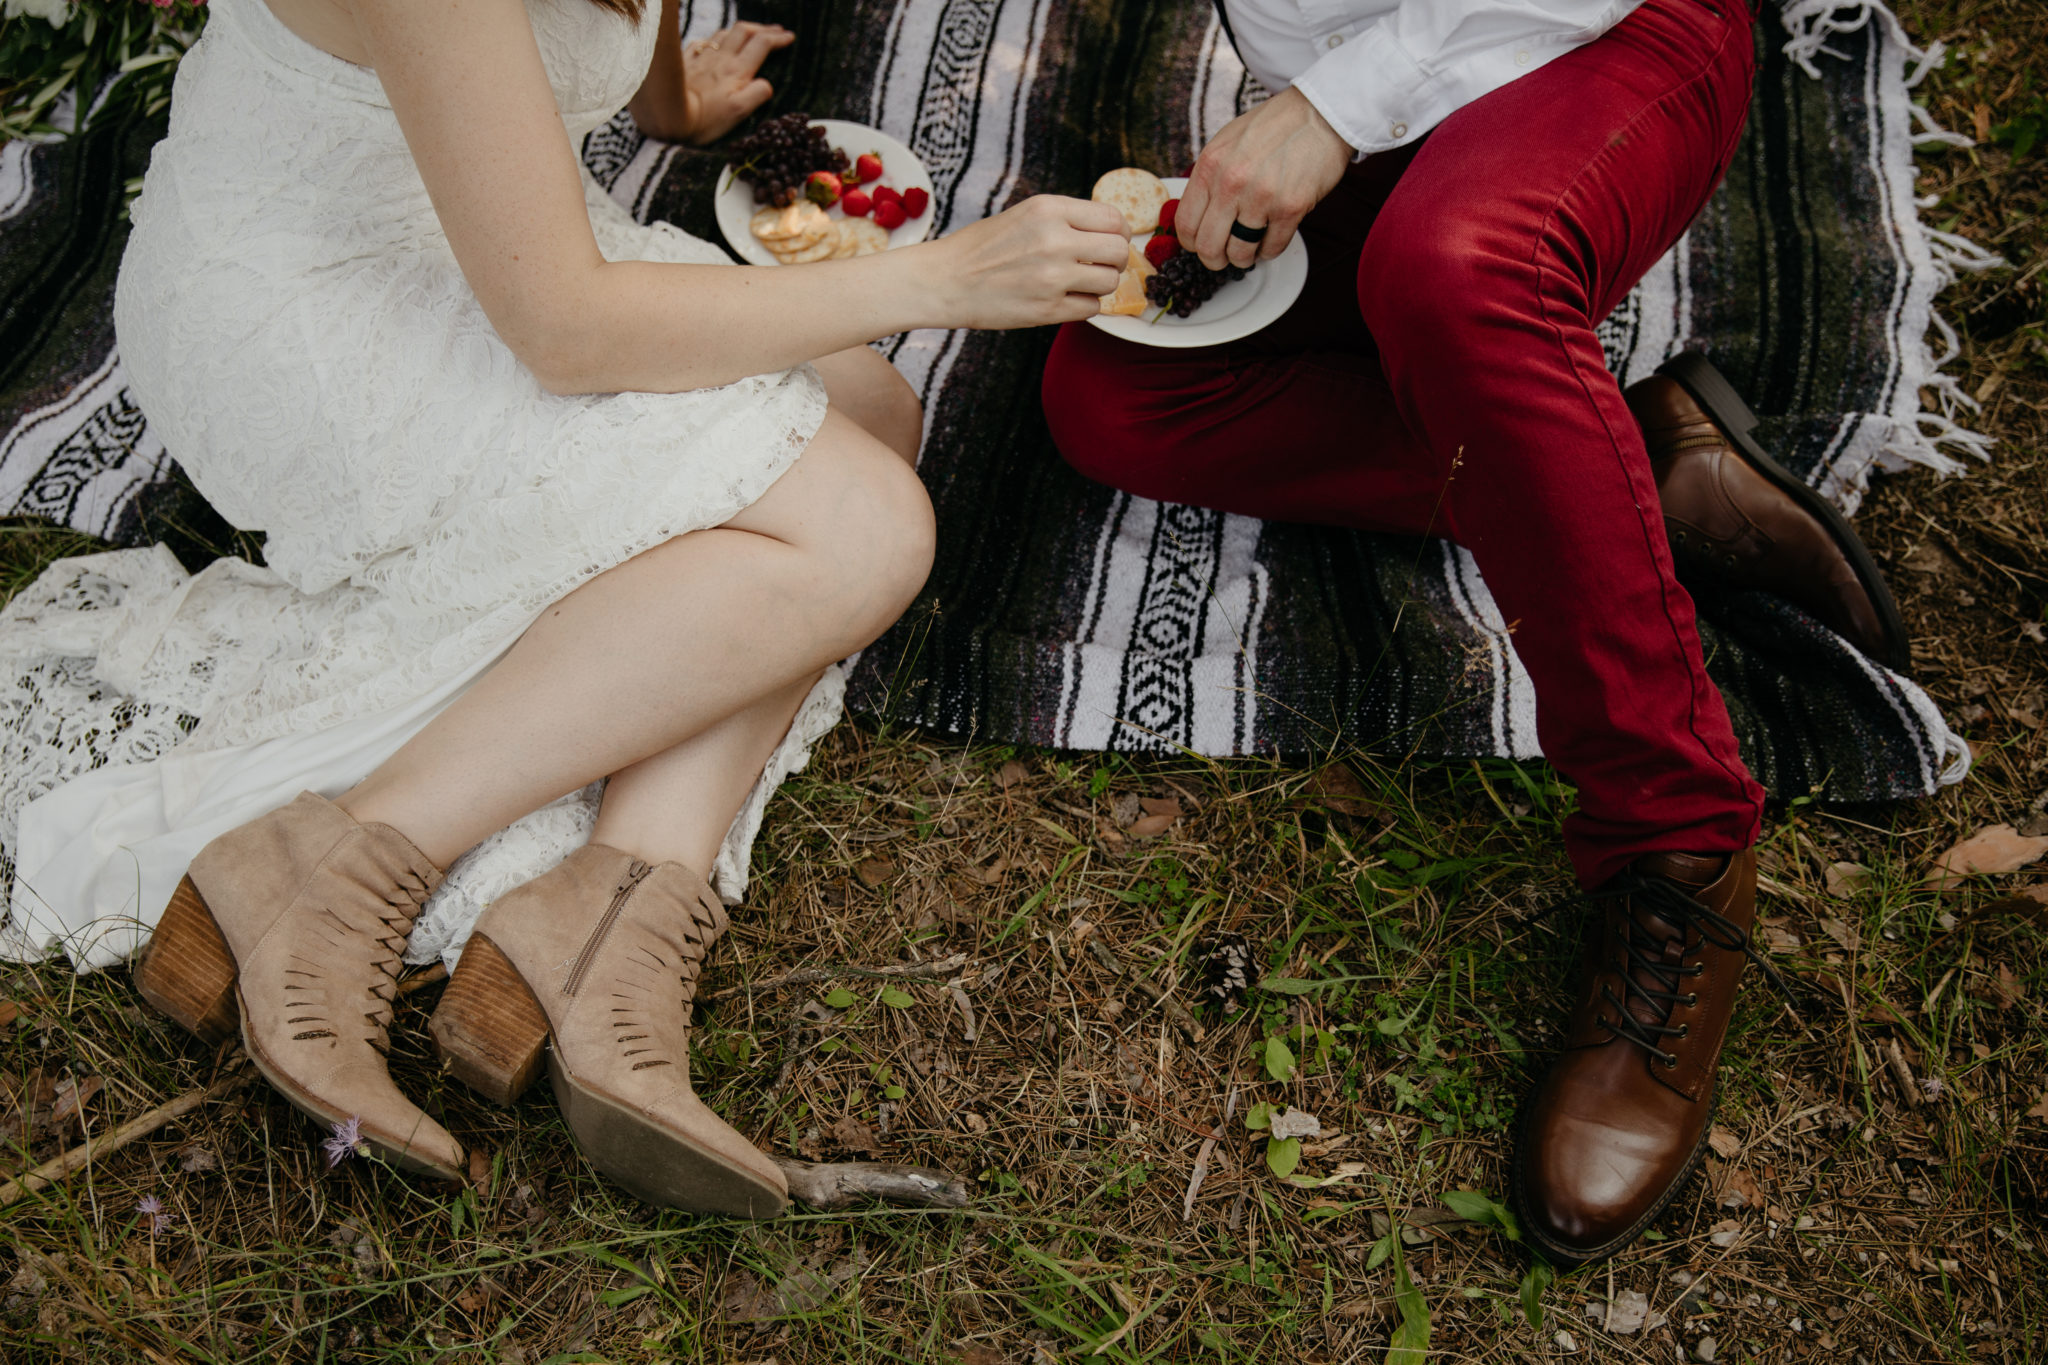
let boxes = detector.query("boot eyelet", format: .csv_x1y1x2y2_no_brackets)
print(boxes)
1685,993,1698,1007
1674,530,1687,544
1676,1023,1690,1037
1661,1054,1679,1069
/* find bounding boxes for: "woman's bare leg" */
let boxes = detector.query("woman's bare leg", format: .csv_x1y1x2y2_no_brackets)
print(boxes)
337,406,931,868
566,347,919,870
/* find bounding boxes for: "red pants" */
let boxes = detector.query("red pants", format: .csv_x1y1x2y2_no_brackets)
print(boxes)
1044,0,1765,887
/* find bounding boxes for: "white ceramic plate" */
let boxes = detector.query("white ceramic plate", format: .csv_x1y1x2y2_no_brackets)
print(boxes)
1086,177,1309,348
715,119,936,267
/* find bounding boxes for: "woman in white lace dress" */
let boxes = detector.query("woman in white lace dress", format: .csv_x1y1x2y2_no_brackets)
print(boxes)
1,0,1128,1215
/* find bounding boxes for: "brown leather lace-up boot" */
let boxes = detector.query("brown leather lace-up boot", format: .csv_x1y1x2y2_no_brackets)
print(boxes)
1512,848,1762,1265
429,843,788,1219
1626,352,1908,671
134,792,464,1180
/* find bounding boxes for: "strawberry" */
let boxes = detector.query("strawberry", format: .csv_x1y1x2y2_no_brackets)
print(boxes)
854,152,885,185
1143,232,1180,269
872,184,902,207
841,189,873,217
803,171,842,207
902,186,930,218
874,198,908,230
1158,197,1179,230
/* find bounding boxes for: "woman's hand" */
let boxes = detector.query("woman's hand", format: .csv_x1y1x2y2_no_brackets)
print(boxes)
628,10,793,145
921,196,1132,330
1177,86,1353,270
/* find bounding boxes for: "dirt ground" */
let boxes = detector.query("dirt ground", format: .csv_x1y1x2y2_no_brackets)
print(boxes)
0,0,2043,1360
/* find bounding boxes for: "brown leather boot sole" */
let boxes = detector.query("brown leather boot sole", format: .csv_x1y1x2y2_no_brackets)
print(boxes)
1508,1082,1718,1268
134,875,240,1045
432,932,787,1220
1657,352,1910,671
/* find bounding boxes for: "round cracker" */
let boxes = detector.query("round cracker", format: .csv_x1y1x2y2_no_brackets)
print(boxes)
753,201,830,246
838,218,891,257
1090,167,1169,235
773,228,842,265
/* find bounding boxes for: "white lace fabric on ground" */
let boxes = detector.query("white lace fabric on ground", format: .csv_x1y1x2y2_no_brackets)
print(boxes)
0,0,839,971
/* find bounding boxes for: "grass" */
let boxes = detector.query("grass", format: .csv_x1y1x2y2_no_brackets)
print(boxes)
2,0,2045,1360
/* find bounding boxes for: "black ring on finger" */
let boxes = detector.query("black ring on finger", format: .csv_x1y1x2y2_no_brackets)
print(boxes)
1229,221,1268,242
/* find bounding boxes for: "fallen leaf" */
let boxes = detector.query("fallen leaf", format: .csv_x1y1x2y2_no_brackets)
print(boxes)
856,858,898,889
1307,764,1384,820
1990,963,2026,1009
1760,924,1802,952
1925,824,2048,890
1818,917,1862,952
1138,795,1182,822
48,1075,102,1135
0,1002,16,1030
1709,1158,1763,1210
454,1285,488,1314
828,1116,882,1157
2025,1093,2048,1123
1707,1126,1741,1159
176,1144,217,1174
1127,813,1176,839
1824,862,1873,898
1707,1218,1741,1248
994,760,1029,789
969,854,1008,885
467,1147,493,1197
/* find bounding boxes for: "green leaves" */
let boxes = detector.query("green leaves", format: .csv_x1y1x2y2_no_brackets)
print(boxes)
1257,975,1320,995
878,986,915,1009
1262,1035,1297,1083
1265,1137,1301,1178
821,987,857,1009
1518,1257,1554,1330
1243,1100,1275,1131
1385,1235,1432,1365
1440,1188,1521,1241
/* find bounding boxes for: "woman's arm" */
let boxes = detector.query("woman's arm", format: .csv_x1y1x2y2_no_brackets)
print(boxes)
350,0,1128,397
627,0,790,144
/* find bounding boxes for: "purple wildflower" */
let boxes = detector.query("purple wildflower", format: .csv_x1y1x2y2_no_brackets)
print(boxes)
135,1194,175,1234
322,1115,366,1168
1920,1076,1945,1100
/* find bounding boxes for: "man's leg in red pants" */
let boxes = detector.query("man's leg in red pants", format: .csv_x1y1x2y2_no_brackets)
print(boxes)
1046,0,1763,888
1045,0,1768,1264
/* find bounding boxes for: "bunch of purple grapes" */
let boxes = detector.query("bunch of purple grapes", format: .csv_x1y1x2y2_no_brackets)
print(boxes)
1146,254,1250,317
727,113,850,207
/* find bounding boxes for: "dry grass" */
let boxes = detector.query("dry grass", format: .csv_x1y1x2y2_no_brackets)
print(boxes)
2,1,2045,1359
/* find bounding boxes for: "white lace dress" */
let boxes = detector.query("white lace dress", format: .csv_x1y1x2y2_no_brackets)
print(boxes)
0,0,842,972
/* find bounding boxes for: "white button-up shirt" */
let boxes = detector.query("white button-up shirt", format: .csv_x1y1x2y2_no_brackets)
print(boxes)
1221,0,1647,156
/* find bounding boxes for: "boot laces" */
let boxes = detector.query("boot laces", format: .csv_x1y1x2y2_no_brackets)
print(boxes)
363,867,433,1046
1583,871,1791,1069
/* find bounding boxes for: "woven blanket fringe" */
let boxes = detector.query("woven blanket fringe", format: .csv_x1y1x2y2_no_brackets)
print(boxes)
1780,0,2003,494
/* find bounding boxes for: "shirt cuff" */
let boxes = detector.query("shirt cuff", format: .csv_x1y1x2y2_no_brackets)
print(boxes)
1290,22,1434,160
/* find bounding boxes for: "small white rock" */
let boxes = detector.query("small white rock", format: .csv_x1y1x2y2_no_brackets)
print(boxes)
1267,1107,1323,1141
1606,1289,1650,1335
1552,1329,1579,1353
1694,1336,1718,1363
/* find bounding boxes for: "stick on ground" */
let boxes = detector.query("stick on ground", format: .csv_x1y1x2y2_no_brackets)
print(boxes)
773,1158,970,1211
0,1070,247,1206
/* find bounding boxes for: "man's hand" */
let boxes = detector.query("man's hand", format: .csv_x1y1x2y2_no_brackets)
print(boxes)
1177,86,1354,270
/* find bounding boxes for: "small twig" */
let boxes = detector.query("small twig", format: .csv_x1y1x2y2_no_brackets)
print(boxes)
1084,938,1203,1042
1884,1040,1921,1107
1091,1282,1148,1355
707,953,970,1001
1182,1086,1239,1220
0,1070,248,1206
773,1158,970,1210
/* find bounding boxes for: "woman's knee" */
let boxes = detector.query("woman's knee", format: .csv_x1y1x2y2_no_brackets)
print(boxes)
812,344,925,465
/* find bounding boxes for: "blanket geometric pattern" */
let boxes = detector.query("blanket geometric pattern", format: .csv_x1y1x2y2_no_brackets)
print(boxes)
0,0,1983,807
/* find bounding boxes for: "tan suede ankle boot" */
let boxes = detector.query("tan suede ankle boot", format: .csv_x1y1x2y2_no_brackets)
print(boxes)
429,843,788,1218
134,791,465,1181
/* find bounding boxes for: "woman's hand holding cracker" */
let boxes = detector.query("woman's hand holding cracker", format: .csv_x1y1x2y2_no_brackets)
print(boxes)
922,196,1131,330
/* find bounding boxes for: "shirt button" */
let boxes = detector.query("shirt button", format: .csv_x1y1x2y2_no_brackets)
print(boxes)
1325,32,1344,48
1391,121,1408,138
1515,48,1531,65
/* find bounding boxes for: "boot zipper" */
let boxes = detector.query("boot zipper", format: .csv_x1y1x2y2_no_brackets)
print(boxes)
562,860,653,997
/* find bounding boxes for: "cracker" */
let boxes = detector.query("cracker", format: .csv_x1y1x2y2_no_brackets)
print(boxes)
837,218,891,257
1098,243,1155,317
773,227,842,265
753,201,829,247
1091,167,1170,235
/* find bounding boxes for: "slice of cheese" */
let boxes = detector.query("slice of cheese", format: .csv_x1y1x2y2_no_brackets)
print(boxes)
1099,243,1155,317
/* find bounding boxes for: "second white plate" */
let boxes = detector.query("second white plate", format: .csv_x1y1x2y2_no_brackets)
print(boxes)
715,119,936,267
1087,178,1309,348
